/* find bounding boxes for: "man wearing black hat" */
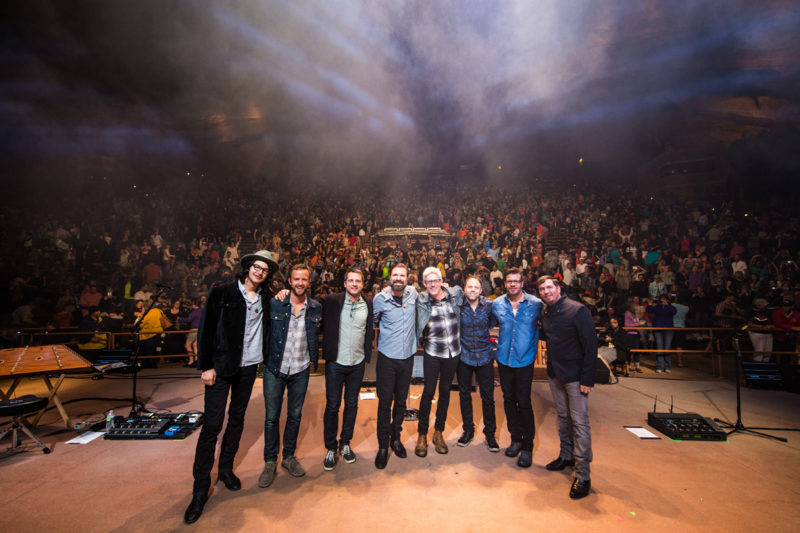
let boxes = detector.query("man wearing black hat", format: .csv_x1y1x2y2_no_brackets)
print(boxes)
184,250,278,524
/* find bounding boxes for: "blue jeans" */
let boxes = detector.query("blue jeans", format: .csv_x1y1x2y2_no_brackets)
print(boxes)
548,377,592,480
653,330,674,371
263,368,310,462
324,360,365,451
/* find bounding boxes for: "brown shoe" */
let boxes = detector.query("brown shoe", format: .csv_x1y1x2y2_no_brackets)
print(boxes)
415,433,428,457
281,455,306,477
257,461,277,488
432,430,448,454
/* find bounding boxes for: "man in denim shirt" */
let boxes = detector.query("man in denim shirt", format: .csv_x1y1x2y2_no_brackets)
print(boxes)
457,275,500,452
491,267,543,468
258,264,321,488
372,263,418,469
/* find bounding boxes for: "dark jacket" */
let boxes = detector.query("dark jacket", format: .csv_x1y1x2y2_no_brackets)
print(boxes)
266,294,322,375
646,303,677,328
197,281,269,378
541,295,598,387
599,326,629,350
320,292,374,363
599,325,629,363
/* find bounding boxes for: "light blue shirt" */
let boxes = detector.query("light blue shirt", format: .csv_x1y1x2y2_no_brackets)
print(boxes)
373,285,418,360
338,296,368,366
238,280,263,367
672,303,690,328
492,292,543,368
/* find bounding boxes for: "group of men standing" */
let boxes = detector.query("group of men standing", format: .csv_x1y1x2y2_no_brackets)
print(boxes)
183,253,598,524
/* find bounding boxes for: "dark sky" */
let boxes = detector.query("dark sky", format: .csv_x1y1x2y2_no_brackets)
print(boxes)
2,0,799,191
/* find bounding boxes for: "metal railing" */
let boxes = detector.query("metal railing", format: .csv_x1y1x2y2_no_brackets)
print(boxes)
606,326,798,377
18,325,798,376
21,328,197,359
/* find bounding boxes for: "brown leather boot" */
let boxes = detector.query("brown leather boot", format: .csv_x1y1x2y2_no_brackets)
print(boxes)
415,433,428,457
433,430,448,454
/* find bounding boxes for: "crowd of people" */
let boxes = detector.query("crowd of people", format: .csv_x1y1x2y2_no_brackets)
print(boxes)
2,180,799,523
2,182,799,363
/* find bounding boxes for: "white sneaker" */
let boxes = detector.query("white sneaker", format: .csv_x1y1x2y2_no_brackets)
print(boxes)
340,444,356,463
323,449,337,471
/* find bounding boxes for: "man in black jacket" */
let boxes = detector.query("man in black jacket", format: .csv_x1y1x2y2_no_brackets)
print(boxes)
184,250,278,524
537,275,597,501
320,268,374,470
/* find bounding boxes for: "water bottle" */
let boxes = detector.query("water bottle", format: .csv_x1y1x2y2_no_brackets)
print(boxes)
106,410,115,432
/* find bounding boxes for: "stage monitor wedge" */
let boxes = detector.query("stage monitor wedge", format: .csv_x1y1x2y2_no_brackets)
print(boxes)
647,412,727,441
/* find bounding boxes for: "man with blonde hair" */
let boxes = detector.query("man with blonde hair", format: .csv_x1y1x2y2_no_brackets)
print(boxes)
414,266,464,456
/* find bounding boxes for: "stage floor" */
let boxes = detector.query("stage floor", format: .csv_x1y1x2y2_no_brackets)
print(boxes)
2,362,799,533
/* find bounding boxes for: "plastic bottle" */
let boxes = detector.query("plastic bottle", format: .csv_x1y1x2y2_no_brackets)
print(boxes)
106,410,115,432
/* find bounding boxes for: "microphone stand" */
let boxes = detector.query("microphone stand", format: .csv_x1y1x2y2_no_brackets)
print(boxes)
127,288,166,418
713,327,798,442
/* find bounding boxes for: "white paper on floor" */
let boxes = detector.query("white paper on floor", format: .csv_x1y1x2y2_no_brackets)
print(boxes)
66,431,105,444
624,426,660,439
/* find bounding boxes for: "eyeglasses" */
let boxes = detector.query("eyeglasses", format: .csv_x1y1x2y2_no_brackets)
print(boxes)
505,279,522,285
424,279,442,285
251,264,269,274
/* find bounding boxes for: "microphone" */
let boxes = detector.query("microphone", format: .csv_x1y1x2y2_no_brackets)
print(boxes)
155,282,173,290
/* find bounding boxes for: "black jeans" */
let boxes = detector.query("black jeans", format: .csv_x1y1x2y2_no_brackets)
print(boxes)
192,364,258,493
418,353,459,435
457,359,497,437
497,362,535,452
324,360,365,451
628,333,641,364
376,352,414,448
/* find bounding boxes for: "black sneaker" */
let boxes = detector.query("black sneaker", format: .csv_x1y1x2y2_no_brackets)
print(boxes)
323,449,337,471
486,435,500,452
340,443,356,463
457,430,474,447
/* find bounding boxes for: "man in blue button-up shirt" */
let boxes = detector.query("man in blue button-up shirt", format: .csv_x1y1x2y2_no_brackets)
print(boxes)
372,263,418,469
457,275,499,452
491,267,543,468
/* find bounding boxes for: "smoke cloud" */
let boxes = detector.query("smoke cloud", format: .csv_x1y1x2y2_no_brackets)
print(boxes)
2,0,798,189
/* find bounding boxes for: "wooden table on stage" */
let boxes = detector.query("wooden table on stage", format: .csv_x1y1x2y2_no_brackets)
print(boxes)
0,345,92,428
